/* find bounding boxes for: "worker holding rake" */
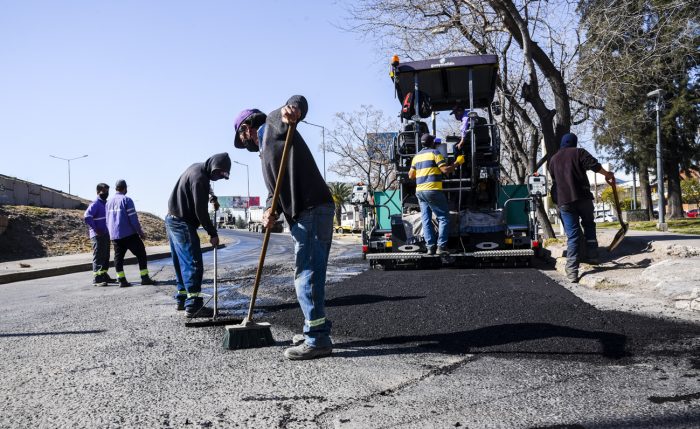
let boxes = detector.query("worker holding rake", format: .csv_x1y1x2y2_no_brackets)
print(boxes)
234,96,335,360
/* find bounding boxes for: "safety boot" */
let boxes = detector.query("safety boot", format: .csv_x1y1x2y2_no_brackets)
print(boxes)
436,247,450,256
185,306,214,318
565,268,579,283
284,343,332,360
140,275,156,286
93,274,108,287
118,278,132,288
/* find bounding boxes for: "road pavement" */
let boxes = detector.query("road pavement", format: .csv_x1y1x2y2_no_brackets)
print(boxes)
1,229,698,428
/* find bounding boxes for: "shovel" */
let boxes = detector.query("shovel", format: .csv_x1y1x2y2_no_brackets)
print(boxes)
607,181,628,252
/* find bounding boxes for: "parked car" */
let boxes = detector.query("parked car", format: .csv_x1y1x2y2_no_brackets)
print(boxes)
687,209,699,218
594,214,618,223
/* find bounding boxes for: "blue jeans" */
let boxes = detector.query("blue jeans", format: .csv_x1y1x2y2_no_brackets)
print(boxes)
290,203,334,348
416,190,450,249
165,215,204,311
559,199,598,271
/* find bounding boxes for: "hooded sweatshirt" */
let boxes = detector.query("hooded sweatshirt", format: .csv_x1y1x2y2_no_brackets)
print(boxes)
260,95,333,223
168,153,232,237
547,133,601,206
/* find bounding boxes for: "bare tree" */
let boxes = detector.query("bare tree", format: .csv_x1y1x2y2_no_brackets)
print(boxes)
347,0,584,237
326,105,398,192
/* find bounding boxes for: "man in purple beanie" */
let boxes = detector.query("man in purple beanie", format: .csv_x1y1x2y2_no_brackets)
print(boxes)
233,96,335,360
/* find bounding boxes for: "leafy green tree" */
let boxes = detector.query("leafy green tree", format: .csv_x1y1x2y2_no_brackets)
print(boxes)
235,216,247,229
328,182,353,226
578,0,700,219
681,177,700,209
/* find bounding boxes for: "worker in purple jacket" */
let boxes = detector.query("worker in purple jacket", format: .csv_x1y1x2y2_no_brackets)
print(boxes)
105,180,155,287
84,183,116,286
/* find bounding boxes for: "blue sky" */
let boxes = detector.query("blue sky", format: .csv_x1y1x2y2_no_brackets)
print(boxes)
0,0,400,217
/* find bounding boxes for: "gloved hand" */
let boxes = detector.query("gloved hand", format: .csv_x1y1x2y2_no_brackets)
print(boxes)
454,155,465,166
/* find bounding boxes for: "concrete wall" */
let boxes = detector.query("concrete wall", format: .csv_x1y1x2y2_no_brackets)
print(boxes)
0,174,89,209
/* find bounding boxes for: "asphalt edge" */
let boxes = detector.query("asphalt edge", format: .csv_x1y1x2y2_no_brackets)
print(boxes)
0,244,219,285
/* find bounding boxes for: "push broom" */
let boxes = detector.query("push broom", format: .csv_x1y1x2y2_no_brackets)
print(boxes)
185,238,243,328
222,120,298,349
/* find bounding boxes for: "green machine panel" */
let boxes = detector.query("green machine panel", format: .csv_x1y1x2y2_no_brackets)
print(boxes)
373,190,402,230
498,184,529,226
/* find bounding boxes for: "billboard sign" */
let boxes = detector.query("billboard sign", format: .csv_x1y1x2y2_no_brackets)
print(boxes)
366,133,397,160
218,196,260,208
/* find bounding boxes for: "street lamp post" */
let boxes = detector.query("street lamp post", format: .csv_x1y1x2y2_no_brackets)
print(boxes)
301,120,326,181
49,154,88,195
233,160,250,224
647,88,667,230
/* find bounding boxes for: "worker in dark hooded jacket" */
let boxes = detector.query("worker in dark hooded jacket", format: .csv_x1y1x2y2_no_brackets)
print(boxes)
233,96,335,361
548,133,615,283
166,152,231,317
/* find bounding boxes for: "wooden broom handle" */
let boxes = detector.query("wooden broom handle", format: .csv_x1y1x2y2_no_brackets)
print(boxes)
245,121,297,322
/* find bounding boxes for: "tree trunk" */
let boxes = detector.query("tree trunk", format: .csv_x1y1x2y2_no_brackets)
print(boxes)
666,158,683,219
537,204,556,239
639,163,654,220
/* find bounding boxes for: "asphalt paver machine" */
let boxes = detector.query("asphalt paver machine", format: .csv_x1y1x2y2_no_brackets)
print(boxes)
361,55,546,269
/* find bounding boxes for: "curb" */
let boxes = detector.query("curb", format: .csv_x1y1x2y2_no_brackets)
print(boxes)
0,244,218,285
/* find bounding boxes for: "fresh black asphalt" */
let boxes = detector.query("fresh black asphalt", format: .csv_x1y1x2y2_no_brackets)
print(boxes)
261,267,700,362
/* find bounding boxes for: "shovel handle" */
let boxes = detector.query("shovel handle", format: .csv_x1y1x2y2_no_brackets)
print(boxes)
246,121,297,322
611,182,625,227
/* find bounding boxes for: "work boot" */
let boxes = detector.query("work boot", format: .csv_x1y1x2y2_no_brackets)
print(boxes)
428,245,437,256
118,278,132,288
292,334,305,346
140,276,156,286
436,247,449,256
565,268,579,283
185,306,214,318
93,274,108,287
106,275,118,284
176,300,186,311
283,343,333,361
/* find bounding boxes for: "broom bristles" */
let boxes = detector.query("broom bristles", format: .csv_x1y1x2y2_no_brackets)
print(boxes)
222,322,275,350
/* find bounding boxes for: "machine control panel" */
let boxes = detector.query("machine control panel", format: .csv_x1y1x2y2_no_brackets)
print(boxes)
527,174,548,197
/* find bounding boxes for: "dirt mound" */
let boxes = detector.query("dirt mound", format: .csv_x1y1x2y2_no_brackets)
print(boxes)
0,205,167,262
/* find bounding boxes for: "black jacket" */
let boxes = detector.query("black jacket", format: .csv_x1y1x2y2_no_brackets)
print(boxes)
548,147,601,206
260,95,333,223
168,153,231,237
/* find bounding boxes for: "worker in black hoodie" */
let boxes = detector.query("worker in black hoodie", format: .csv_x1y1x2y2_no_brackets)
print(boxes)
166,152,231,317
234,96,335,360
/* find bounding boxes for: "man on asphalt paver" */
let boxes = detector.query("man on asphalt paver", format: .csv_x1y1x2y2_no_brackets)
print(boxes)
408,134,464,255
166,152,231,317
83,182,116,286
106,180,155,287
548,133,615,283
234,95,335,361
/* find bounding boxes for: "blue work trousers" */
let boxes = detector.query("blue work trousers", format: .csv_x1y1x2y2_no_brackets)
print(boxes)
165,215,204,311
559,199,598,271
416,190,450,249
290,204,334,348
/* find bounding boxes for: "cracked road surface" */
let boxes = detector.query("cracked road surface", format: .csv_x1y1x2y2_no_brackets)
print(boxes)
1,230,699,428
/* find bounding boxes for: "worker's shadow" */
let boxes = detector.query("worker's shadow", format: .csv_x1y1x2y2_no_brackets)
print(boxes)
580,258,653,279
258,294,425,312
331,323,628,360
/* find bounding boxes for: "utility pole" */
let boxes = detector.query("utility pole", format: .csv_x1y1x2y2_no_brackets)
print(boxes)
647,89,667,231
301,120,326,181
49,154,88,195
233,160,250,224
